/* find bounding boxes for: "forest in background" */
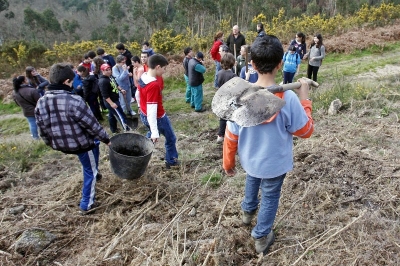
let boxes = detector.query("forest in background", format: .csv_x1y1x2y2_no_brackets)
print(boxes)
2,0,400,45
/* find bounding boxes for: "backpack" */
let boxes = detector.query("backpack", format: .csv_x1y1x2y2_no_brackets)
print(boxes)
283,52,299,64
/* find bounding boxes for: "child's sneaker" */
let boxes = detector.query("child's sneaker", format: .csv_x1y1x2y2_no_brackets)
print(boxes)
216,136,224,144
79,201,101,215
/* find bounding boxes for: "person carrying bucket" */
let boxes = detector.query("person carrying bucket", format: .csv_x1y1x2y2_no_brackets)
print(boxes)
138,54,179,169
98,63,131,134
35,63,111,215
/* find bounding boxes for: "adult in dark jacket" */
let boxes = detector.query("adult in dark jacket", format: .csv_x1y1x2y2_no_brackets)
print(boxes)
226,25,246,57
35,63,110,214
13,75,41,140
98,63,131,133
77,65,103,121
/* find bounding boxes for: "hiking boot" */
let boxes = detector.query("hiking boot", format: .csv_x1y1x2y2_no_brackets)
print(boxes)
242,210,257,225
165,160,180,169
216,136,224,144
79,201,101,215
195,107,206,112
254,231,275,255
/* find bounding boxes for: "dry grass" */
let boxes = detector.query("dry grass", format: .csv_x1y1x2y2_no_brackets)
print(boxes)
1,25,400,266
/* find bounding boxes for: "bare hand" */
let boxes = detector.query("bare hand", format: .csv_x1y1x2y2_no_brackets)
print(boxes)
295,78,310,100
111,103,117,109
225,168,236,177
120,89,126,95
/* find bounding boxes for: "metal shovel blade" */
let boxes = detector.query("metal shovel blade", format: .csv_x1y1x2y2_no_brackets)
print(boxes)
212,77,286,127
126,116,138,130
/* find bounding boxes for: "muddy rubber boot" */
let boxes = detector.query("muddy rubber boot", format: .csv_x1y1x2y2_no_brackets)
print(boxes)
242,210,257,225
254,231,275,255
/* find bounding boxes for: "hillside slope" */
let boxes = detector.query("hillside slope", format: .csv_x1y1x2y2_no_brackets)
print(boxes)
1,26,400,265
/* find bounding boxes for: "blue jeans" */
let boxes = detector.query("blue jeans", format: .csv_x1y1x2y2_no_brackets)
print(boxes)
103,100,129,133
241,173,286,239
139,112,178,164
214,61,221,88
77,141,100,211
184,74,190,103
190,84,203,111
283,71,295,84
26,116,39,140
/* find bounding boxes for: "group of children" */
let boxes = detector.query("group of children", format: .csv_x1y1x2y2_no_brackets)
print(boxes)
12,33,317,256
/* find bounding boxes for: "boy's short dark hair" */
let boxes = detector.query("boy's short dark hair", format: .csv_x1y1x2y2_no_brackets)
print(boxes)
84,53,90,59
131,56,140,63
184,47,192,55
49,63,75,84
116,43,125,50
141,51,149,56
220,53,235,70
250,35,283,74
87,51,96,59
77,65,87,73
148,54,168,69
142,41,150,46
96,48,105,55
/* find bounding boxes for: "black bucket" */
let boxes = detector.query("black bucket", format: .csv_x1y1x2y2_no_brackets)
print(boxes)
109,133,153,179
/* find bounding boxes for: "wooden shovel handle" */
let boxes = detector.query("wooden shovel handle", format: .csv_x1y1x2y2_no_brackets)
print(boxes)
267,78,319,93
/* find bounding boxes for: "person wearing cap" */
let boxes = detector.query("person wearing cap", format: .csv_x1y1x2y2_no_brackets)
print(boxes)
35,63,110,215
188,52,206,112
98,63,131,134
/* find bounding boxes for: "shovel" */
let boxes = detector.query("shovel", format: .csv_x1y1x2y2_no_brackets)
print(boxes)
212,77,318,127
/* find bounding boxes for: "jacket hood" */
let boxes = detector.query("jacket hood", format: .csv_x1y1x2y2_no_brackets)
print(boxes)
47,83,73,92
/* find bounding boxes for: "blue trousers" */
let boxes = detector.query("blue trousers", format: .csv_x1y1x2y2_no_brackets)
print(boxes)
184,74,190,103
139,112,178,165
104,100,129,133
241,173,286,239
283,71,295,84
190,84,203,111
119,87,133,113
214,61,221,88
26,116,39,140
77,141,100,211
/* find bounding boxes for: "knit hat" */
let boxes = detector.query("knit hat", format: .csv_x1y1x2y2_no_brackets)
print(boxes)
100,63,111,71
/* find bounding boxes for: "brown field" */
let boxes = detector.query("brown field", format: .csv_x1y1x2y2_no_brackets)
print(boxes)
1,24,400,265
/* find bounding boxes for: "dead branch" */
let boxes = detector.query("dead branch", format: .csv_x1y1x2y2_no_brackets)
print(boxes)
0,249,12,257
215,196,231,228
291,211,366,265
